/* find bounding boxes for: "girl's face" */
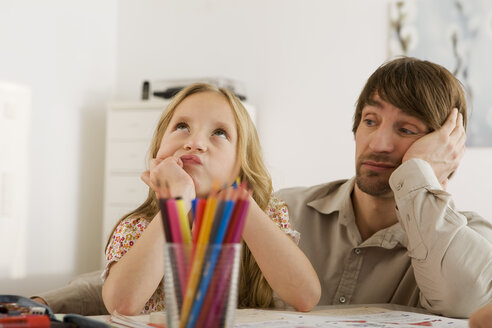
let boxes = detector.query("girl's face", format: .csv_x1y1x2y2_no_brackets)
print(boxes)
156,91,241,197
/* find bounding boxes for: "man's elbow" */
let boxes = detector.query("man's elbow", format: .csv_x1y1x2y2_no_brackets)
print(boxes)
423,288,491,318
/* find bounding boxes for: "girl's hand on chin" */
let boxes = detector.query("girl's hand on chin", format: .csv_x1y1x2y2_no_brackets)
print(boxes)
141,156,196,201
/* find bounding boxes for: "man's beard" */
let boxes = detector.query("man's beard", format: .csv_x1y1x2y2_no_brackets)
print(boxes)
355,154,401,196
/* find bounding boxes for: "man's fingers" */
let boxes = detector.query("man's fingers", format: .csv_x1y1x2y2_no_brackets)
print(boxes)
449,113,466,147
456,128,467,148
450,112,464,135
441,108,459,136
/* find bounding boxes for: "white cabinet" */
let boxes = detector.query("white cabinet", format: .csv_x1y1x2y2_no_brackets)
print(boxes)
102,100,169,253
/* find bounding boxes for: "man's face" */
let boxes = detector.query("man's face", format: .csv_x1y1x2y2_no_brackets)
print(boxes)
354,93,430,196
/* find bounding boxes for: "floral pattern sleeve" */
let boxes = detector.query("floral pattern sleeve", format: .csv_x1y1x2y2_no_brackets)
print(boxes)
266,196,300,244
101,216,150,281
101,216,165,313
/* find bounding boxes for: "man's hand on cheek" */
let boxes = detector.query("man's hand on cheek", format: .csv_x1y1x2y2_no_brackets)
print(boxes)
402,108,466,188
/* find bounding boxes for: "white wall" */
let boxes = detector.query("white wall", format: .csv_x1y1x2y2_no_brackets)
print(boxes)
0,0,117,294
0,0,490,297
115,0,390,188
116,0,491,224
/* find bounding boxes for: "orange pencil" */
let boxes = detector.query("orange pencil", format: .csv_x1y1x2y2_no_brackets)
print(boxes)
179,186,218,328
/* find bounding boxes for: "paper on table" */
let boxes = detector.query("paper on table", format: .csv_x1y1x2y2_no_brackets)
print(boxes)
108,311,166,328
234,310,468,328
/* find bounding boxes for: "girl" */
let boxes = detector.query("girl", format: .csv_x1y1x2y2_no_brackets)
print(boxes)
102,83,320,315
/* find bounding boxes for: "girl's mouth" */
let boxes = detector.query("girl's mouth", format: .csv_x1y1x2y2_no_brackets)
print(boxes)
181,154,202,165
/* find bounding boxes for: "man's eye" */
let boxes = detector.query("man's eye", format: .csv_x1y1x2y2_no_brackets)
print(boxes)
175,122,189,131
400,128,417,135
212,129,227,139
364,119,376,126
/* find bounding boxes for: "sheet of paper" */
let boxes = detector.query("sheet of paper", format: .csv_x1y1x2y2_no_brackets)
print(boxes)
234,310,468,328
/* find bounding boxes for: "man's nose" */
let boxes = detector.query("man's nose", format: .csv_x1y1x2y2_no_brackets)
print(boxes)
184,134,207,152
369,126,395,153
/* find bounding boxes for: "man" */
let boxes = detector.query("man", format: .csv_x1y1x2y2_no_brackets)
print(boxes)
276,56,492,318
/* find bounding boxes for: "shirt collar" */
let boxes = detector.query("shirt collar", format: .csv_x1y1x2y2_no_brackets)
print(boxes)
307,178,355,218
307,177,408,249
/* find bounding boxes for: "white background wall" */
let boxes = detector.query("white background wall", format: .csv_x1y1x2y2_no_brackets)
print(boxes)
0,0,491,296
0,0,117,294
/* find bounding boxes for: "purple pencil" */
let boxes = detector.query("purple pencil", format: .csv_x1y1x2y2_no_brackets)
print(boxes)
203,199,249,328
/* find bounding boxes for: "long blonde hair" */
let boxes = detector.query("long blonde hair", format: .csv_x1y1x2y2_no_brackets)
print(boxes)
106,83,275,308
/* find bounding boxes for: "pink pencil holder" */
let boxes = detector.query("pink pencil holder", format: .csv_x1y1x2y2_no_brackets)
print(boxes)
163,243,242,328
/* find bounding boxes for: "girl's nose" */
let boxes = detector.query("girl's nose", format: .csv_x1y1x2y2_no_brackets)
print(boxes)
184,136,207,152
369,126,395,153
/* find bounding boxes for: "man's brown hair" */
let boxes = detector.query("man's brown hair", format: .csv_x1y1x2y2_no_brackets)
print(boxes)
353,56,468,133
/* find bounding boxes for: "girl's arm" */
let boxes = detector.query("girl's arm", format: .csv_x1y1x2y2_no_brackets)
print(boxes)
242,197,321,312
102,157,195,315
102,213,165,315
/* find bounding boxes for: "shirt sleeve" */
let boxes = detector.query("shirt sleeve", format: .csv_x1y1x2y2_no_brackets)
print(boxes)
266,195,301,244
389,158,492,318
101,216,150,281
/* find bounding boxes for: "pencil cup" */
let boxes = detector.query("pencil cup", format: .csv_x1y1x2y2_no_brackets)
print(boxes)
163,243,242,328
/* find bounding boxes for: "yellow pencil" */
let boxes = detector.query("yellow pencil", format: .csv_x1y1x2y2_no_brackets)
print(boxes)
179,188,218,328
175,198,192,245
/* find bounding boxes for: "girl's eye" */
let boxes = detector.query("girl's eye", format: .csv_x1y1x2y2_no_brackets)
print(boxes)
175,122,189,131
212,128,227,139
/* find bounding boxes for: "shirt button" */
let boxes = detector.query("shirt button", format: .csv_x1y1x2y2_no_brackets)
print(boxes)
354,248,361,255
339,296,346,304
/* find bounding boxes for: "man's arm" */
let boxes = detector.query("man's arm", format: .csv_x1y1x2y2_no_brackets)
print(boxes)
30,270,107,315
389,109,492,317
390,159,492,317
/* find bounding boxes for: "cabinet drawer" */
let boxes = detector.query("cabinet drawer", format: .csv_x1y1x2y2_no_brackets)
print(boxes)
107,109,163,140
105,175,149,205
106,141,150,172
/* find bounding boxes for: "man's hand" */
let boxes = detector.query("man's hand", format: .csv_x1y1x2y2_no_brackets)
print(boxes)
402,108,466,188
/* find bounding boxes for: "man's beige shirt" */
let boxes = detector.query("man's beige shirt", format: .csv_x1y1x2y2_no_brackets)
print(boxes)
275,159,492,318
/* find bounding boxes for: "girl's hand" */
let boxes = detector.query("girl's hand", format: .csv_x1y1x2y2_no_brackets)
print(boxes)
141,156,196,201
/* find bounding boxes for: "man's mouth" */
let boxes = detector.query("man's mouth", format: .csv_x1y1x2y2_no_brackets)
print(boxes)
361,160,396,172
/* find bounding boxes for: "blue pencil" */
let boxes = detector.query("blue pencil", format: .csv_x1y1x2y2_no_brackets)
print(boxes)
185,197,235,328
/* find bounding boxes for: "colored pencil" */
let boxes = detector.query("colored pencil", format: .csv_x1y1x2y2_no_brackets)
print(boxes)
192,198,207,244
176,197,192,245
166,198,187,304
186,194,236,328
160,181,249,328
203,197,250,328
179,190,218,328
158,198,173,242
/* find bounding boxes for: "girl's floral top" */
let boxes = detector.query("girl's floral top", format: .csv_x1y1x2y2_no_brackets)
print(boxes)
101,196,299,314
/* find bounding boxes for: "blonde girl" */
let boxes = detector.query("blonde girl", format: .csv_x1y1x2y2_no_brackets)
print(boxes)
102,83,320,315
